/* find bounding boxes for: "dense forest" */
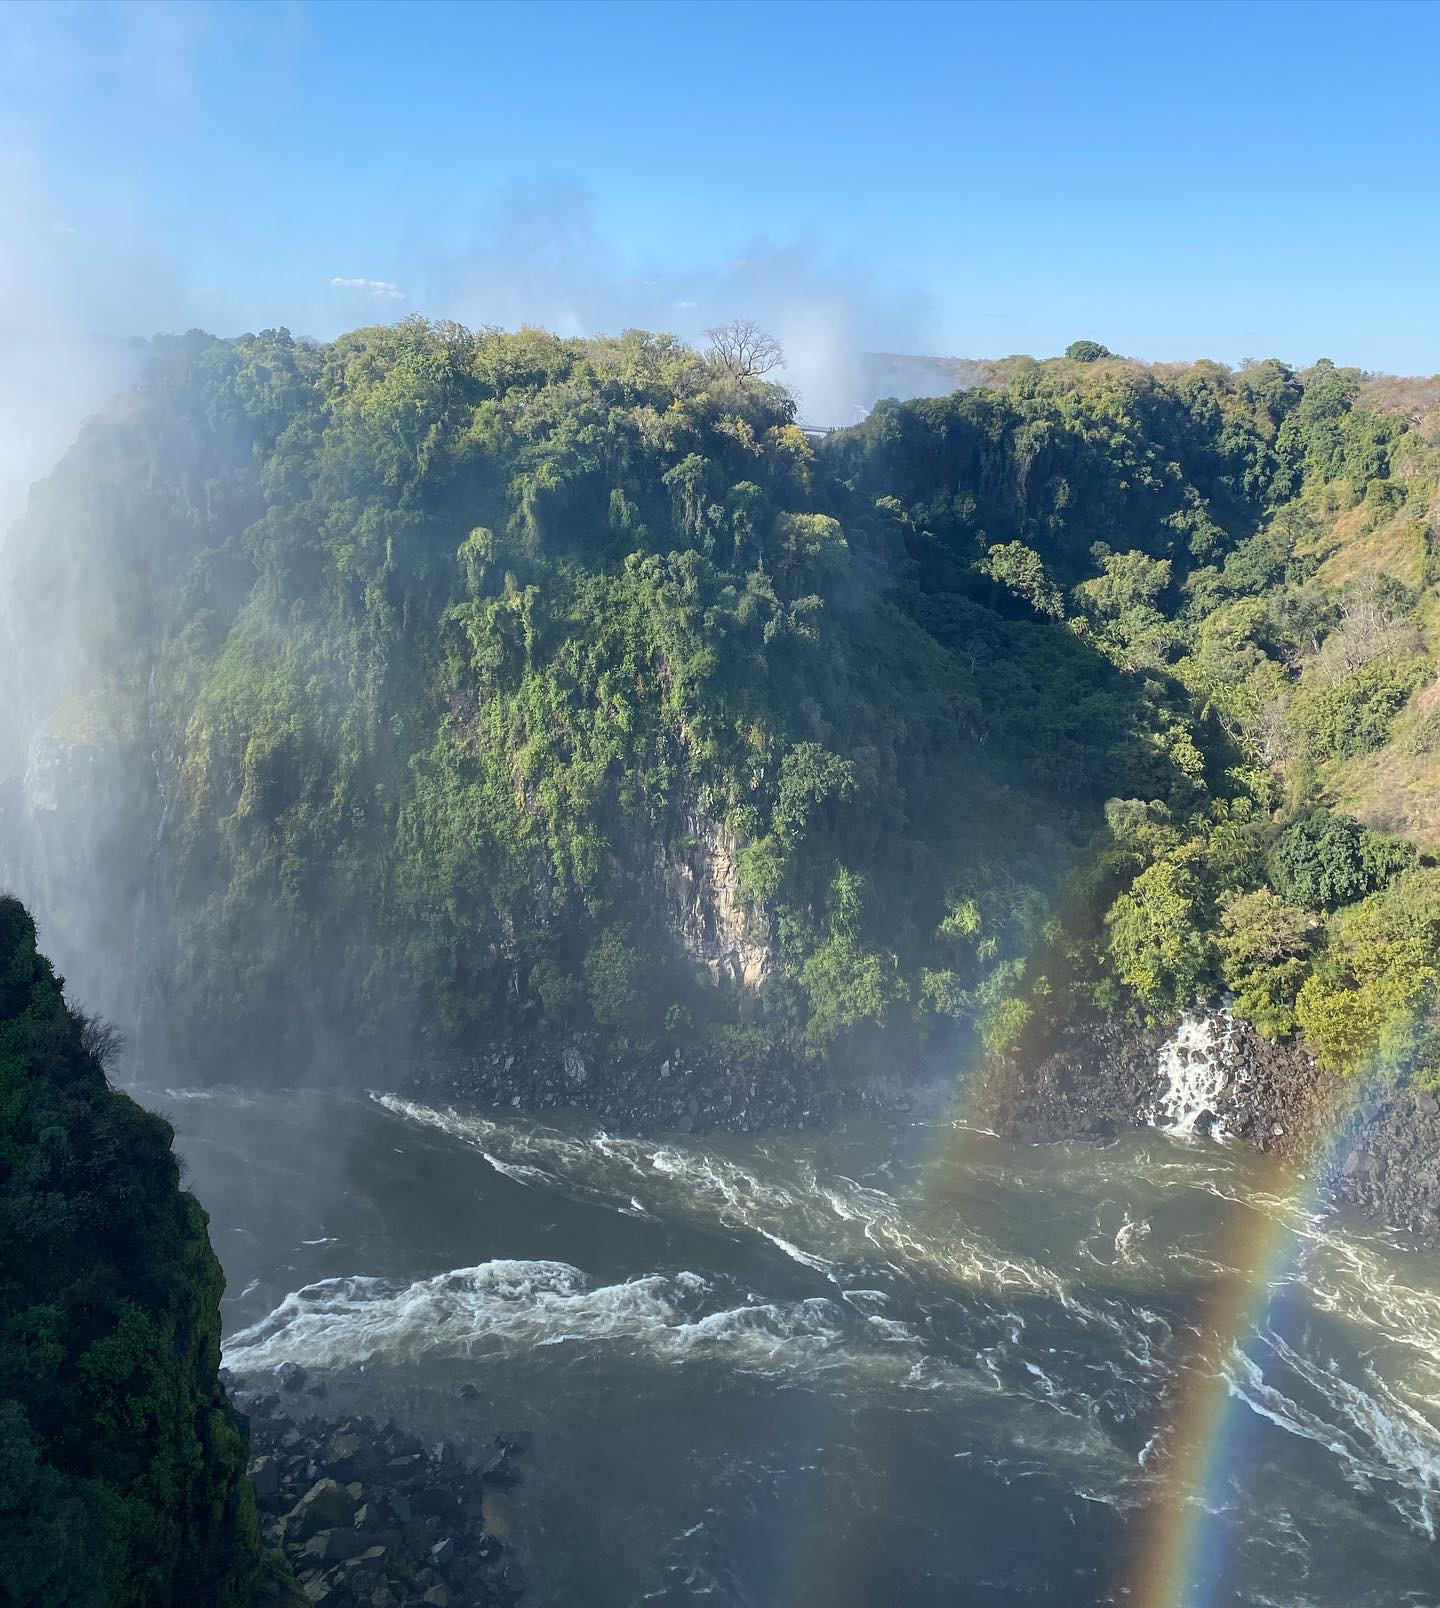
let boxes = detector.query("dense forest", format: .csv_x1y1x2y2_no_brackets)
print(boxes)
2,323,1437,1093
0,895,262,1604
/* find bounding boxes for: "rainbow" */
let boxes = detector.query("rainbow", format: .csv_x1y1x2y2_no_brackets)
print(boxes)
1119,1056,1397,1607
924,1020,1394,1607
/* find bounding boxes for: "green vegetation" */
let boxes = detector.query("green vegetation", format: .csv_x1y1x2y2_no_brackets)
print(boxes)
0,896,261,1605
4,327,1439,1089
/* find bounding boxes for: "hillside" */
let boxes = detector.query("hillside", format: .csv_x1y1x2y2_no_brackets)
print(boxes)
1,325,1437,1096
0,896,262,1604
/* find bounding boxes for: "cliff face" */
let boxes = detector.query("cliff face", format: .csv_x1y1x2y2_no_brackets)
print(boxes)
0,896,261,1606
655,806,772,995
3,325,1437,1107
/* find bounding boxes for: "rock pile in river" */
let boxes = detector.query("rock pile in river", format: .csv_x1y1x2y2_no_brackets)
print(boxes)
231,1375,527,1607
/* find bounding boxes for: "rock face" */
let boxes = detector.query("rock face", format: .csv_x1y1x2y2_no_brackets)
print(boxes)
985,1003,1440,1242
655,806,772,994
1324,1093,1440,1238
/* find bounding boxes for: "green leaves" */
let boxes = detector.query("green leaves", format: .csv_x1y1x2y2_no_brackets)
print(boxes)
10,315,1440,1079
0,901,261,1606
1104,848,1214,1010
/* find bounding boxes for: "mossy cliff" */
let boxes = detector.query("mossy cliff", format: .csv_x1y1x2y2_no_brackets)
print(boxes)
2,328,1438,1096
0,895,262,1606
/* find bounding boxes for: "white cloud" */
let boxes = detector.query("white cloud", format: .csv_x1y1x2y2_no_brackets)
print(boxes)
330,276,405,300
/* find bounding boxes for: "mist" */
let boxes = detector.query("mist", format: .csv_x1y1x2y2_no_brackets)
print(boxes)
420,184,948,425
0,160,165,537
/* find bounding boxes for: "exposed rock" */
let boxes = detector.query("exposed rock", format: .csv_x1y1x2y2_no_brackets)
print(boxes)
985,1006,1440,1244
249,1454,280,1498
288,1479,357,1541
655,805,772,993
237,1392,528,1607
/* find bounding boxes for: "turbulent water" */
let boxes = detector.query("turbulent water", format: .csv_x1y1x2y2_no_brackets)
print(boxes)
139,1074,1440,1608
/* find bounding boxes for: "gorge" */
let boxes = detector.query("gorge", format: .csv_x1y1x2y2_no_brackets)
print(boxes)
5,326,1440,1606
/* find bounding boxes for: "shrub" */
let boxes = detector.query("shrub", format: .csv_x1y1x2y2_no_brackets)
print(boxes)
1295,868,1440,1073
1267,808,1414,911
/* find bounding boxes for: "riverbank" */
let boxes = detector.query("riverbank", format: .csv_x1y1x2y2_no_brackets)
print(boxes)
401,1011,1440,1244
398,1029,942,1136
231,1368,528,1608
985,1009,1440,1241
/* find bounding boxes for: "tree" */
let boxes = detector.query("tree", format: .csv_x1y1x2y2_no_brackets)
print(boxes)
1105,851,1213,1008
1065,340,1112,363
982,541,1065,619
704,319,784,379
1295,868,1440,1073
774,743,855,846
1267,808,1414,911
1217,888,1316,1038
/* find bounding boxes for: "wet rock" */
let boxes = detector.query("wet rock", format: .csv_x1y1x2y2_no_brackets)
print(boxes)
289,1479,358,1540
249,1455,280,1498
235,1395,528,1607
277,1360,308,1393
303,1526,364,1564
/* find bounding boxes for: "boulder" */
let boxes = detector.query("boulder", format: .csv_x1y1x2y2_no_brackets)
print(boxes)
277,1361,308,1394
288,1478,359,1541
249,1455,280,1498
302,1526,363,1564
413,1484,460,1520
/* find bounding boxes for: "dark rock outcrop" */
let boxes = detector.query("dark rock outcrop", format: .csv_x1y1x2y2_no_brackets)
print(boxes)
235,1388,526,1608
985,1004,1440,1243
400,1028,942,1137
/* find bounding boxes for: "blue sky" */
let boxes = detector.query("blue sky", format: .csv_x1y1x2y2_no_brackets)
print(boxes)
2,0,1439,373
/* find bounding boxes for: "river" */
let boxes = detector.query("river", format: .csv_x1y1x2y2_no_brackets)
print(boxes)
136,1077,1440,1607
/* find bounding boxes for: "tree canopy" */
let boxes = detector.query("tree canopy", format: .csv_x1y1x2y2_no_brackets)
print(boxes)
4,324,1438,1089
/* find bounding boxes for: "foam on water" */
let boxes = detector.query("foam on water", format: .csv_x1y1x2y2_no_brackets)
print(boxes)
1222,1334,1440,1537
372,1094,1075,1306
1148,1010,1237,1136
364,1091,1440,1551
224,1258,850,1376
